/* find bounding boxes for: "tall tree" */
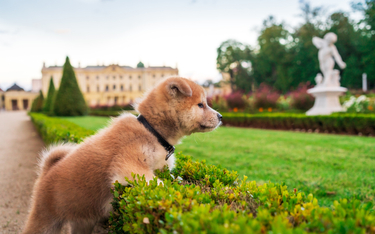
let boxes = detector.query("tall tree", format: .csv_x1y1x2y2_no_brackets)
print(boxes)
53,57,88,116
216,40,254,92
252,16,293,93
352,0,375,89
43,77,56,113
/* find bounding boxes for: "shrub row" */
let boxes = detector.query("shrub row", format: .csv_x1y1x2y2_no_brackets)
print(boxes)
29,113,93,144
222,113,375,136
29,113,375,233
109,154,375,233
89,110,138,117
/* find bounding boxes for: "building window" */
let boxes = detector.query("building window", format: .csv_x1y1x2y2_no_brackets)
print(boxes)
113,85,116,90
152,74,155,78
138,85,141,91
138,75,141,79
161,74,164,77
87,86,90,93
114,96,118,105
113,76,116,79
120,85,124,91
86,76,89,80
97,86,100,92
106,76,109,80
105,85,109,92
96,76,99,80
129,75,132,79
129,85,132,92
120,76,123,79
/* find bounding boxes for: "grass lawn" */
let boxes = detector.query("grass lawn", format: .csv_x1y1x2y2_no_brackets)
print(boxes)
62,116,375,206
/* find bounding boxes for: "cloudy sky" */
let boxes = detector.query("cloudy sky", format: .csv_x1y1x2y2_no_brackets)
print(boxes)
0,0,359,90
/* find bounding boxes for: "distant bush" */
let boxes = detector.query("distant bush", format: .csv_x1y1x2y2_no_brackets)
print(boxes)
208,95,228,112
222,112,375,136
225,91,246,109
254,83,280,108
29,113,93,144
290,83,315,110
91,104,134,111
30,91,44,112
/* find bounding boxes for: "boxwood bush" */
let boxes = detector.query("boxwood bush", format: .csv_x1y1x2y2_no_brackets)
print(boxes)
29,113,375,233
222,113,375,136
29,113,93,144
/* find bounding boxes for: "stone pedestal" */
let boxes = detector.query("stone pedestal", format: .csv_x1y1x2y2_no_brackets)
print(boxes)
306,86,347,116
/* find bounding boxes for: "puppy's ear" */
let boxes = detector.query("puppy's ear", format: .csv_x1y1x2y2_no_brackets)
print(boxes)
167,79,192,97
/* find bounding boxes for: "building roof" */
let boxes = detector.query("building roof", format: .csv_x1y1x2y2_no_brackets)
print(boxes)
44,64,176,71
6,83,24,91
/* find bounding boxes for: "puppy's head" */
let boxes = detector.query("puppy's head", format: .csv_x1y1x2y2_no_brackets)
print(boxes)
136,77,222,136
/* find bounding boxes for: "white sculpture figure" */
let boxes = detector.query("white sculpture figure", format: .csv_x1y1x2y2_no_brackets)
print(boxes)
312,33,346,86
306,32,348,115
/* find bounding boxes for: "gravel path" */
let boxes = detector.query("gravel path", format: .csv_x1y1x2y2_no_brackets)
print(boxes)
0,111,44,233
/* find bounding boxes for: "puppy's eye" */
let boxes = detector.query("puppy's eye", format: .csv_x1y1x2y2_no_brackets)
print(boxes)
198,103,204,108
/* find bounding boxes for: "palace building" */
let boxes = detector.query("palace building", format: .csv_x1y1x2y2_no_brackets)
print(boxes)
41,62,179,107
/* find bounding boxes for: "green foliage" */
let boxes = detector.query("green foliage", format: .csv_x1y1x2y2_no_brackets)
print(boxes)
109,153,375,233
53,57,88,116
137,61,145,68
222,112,375,135
217,1,375,92
30,90,44,112
43,77,56,114
29,113,93,144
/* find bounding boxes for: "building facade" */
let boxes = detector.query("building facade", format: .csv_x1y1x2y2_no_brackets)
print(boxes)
41,63,179,107
2,84,38,111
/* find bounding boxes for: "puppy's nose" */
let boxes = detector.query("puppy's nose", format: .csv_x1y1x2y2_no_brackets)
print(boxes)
217,113,222,121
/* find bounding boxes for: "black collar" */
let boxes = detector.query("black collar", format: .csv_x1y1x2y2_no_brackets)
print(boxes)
137,115,175,161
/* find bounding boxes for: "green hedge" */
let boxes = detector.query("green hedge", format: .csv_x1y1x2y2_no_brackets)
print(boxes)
29,113,93,144
222,113,375,136
89,110,137,117
29,113,375,233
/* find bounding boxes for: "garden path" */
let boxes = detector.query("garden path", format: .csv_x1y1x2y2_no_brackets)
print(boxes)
0,111,44,233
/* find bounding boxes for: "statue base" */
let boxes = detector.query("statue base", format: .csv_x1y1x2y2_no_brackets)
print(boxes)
306,86,347,116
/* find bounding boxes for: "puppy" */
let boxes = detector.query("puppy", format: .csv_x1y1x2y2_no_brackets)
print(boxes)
23,77,222,234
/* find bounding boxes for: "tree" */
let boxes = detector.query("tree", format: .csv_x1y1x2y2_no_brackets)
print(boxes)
252,16,294,93
352,0,375,89
53,57,88,116
216,40,254,92
30,91,44,112
137,61,145,68
43,77,56,114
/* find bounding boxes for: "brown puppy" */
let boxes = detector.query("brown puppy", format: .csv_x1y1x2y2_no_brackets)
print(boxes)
23,77,222,234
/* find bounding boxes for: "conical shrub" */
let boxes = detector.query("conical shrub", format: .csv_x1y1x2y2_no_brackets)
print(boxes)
53,57,88,116
43,77,56,114
31,90,44,112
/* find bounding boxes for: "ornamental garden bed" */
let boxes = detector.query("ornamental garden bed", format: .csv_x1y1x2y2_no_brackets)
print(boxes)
29,113,375,233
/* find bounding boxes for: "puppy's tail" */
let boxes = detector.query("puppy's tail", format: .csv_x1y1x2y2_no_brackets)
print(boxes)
38,143,76,175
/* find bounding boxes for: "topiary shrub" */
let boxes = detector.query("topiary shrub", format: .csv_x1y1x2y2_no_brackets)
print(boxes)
30,90,44,112
290,83,315,111
53,57,88,116
43,77,56,114
254,83,280,109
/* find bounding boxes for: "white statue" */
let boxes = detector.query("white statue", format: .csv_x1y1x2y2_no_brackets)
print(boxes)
312,33,346,87
306,32,348,115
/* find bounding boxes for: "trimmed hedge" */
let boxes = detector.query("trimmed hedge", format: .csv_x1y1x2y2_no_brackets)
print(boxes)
89,110,137,117
222,113,375,136
29,113,375,233
29,113,93,144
